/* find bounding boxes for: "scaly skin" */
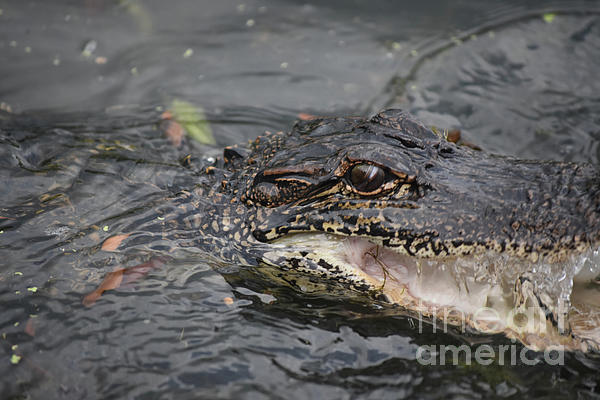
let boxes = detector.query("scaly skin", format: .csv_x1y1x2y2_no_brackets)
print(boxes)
147,109,600,351
206,109,600,261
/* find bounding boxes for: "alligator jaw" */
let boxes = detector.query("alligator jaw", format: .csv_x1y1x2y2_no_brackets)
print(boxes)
266,233,600,352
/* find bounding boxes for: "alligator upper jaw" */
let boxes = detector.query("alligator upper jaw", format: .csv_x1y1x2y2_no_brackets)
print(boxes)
266,233,600,352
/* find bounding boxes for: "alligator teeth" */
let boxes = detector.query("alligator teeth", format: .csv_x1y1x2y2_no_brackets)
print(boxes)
269,232,600,352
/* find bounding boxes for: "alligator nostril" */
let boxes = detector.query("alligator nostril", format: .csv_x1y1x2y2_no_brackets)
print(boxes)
437,143,455,157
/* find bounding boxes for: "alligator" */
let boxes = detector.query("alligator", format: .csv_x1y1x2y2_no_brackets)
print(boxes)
121,109,600,352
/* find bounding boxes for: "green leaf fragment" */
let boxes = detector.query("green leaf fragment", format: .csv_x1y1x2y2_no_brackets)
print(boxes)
27,287,37,293
11,345,18,351
10,354,21,364
170,99,216,145
543,13,556,23
14,272,23,276
183,48,194,58
119,0,153,34
81,40,97,58
103,225,109,232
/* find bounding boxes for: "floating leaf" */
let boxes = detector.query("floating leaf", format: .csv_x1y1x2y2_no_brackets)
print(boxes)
83,269,124,307
169,99,215,145
24,318,35,337
119,0,152,34
101,234,130,252
83,257,167,307
162,120,185,147
102,225,109,232
27,287,38,293
298,112,318,121
447,129,461,143
543,13,556,23
10,354,21,364
81,40,97,58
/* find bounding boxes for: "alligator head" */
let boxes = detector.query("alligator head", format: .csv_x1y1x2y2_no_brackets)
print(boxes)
219,109,600,352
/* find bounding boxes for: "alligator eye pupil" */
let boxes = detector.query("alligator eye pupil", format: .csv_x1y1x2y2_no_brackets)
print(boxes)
350,164,385,192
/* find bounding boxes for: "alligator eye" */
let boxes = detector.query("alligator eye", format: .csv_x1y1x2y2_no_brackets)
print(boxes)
349,164,385,193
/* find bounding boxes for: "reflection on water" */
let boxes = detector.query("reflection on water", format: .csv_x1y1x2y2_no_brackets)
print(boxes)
1,1,600,399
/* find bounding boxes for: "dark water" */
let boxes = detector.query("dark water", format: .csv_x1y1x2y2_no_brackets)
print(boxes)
2,1,600,399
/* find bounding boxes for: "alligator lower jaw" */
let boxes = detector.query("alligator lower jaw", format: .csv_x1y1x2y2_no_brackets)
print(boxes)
267,233,600,352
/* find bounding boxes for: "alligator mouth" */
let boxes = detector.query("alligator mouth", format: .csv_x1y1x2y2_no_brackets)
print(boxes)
267,233,600,352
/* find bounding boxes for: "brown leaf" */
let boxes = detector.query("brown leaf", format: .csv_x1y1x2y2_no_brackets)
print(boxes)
83,269,124,307
24,318,36,337
101,234,130,252
163,120,185,147
120,258,165,286
462,140,482,151
82,257,167,307
447,129,461,143
298,112,318,121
